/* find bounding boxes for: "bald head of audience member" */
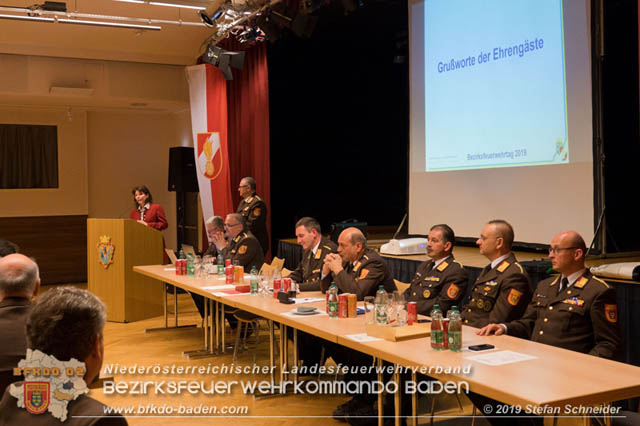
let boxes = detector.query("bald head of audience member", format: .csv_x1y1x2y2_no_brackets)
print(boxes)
549,230,587,276
0,254,40,301
337,227,366,263
26,287,106,386
0,240,18,258
477,219,515,261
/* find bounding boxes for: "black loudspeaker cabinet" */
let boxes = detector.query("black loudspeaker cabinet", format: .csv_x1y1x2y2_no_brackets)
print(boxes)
168,147,199,192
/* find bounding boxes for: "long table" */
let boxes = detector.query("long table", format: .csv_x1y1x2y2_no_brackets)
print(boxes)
134,264,640,425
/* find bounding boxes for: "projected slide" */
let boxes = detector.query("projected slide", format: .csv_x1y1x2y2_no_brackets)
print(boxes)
424,0,568,171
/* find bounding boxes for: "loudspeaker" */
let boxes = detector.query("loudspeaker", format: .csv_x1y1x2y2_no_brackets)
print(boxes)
168,147,199,192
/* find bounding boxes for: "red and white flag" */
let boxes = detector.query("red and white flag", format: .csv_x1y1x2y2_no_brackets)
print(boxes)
186,64,234,223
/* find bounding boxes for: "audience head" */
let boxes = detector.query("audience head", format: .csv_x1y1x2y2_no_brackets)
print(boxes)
238,177,256,199
224,213,245,238
0,239,19,258
549,230,587,275
205,216,225,241
26,287,106,385
0,254,40,300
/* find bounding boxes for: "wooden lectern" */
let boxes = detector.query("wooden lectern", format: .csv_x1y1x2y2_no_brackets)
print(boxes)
87,218,164,322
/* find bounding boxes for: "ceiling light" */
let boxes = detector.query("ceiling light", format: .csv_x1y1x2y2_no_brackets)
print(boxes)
0,13,54,23
198,0,225,27
58,18,161,30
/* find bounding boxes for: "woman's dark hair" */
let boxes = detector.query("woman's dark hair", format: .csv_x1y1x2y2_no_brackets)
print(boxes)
132,185,153,208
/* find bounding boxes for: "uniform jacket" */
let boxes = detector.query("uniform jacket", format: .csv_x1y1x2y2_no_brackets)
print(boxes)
321,248,396,300
237,194,269,255
221,231,264,271
0,298,30,394
0,384,128,425
505,270,621,359
461,253,532,328
288,238,337,291
129,203,168,231
406,256,469,315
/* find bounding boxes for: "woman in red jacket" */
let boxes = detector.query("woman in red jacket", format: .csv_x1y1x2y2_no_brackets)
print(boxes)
129,185,168,231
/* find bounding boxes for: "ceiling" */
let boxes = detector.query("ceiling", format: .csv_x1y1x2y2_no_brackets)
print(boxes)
0,0,217,65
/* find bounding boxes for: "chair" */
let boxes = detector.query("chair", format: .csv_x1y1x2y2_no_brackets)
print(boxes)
232,310,262,361
271,256,285,271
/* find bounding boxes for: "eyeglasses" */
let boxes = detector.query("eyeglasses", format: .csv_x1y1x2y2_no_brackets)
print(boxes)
548,246,579,255
224,222,240,228
238,184,249,189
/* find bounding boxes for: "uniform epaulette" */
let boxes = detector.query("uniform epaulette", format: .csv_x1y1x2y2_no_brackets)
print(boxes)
453,260,463,267
255,195,262,201
592,276,610,289
363,254,369,260
514,263,524,274
323,245,332,250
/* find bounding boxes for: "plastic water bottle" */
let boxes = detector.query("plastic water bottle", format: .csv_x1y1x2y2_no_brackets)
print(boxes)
186,253,195,276
178,248,185,259
375,285,389,324
217,254,224,276
447,306,462,352
328,283,339,318
250,266,259,295
430,304,443,350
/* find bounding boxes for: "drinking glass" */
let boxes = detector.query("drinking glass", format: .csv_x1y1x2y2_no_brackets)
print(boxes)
363,296,375,325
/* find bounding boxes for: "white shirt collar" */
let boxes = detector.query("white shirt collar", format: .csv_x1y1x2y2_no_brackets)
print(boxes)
562,268,587,287
138,202,150,211
311,239,321,255
432,255,451,268
491,253,511,270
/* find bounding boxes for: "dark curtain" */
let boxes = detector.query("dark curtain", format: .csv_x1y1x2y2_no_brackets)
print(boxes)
223,41,272,258
0,124,58,188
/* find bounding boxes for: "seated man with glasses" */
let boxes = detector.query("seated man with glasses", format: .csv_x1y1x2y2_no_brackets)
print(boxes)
211,213,264,271
471,231,621,426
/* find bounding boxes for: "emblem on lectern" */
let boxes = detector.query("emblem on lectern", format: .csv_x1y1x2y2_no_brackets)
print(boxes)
97,235,115,269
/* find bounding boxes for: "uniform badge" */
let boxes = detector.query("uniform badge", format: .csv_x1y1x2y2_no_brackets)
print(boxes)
574,276,588,289
486,280,498,286
507,289,523,306
604,304,618,323
496,261,510,273
476,299,484,309
238,245,247,254
446,284,460,299
312,268,321,274
484,286,492,292
247,197,254,203
24,382,50,414
253,207,261,217
315,249,322,259
243,206,249,211
358,269,369,280
97,235,115,269
483,300,493,311
423,289,431,299
437,261,449,272
353,261,362,272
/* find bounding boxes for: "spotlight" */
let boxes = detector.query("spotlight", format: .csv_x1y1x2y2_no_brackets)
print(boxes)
198,0,225,27
202,44,245,80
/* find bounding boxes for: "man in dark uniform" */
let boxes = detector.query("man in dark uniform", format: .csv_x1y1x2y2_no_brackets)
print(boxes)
236,176,269,255
211,213,264,271
192,216,226,318
320,228,396,422
0,254,40,394
321,227,396,300
407,224,468,315
287,216,337,291
0,287,127,425
474,231,622,426
478,230,621,358
461,219,532,328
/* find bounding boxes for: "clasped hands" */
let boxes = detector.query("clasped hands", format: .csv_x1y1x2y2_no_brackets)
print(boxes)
323,253,344,276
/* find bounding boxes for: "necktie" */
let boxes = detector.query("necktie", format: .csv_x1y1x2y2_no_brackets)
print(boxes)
558,277,569,293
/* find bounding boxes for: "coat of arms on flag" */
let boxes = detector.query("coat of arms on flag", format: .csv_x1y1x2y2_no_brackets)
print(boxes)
24,382,50,415
197,132,223,180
